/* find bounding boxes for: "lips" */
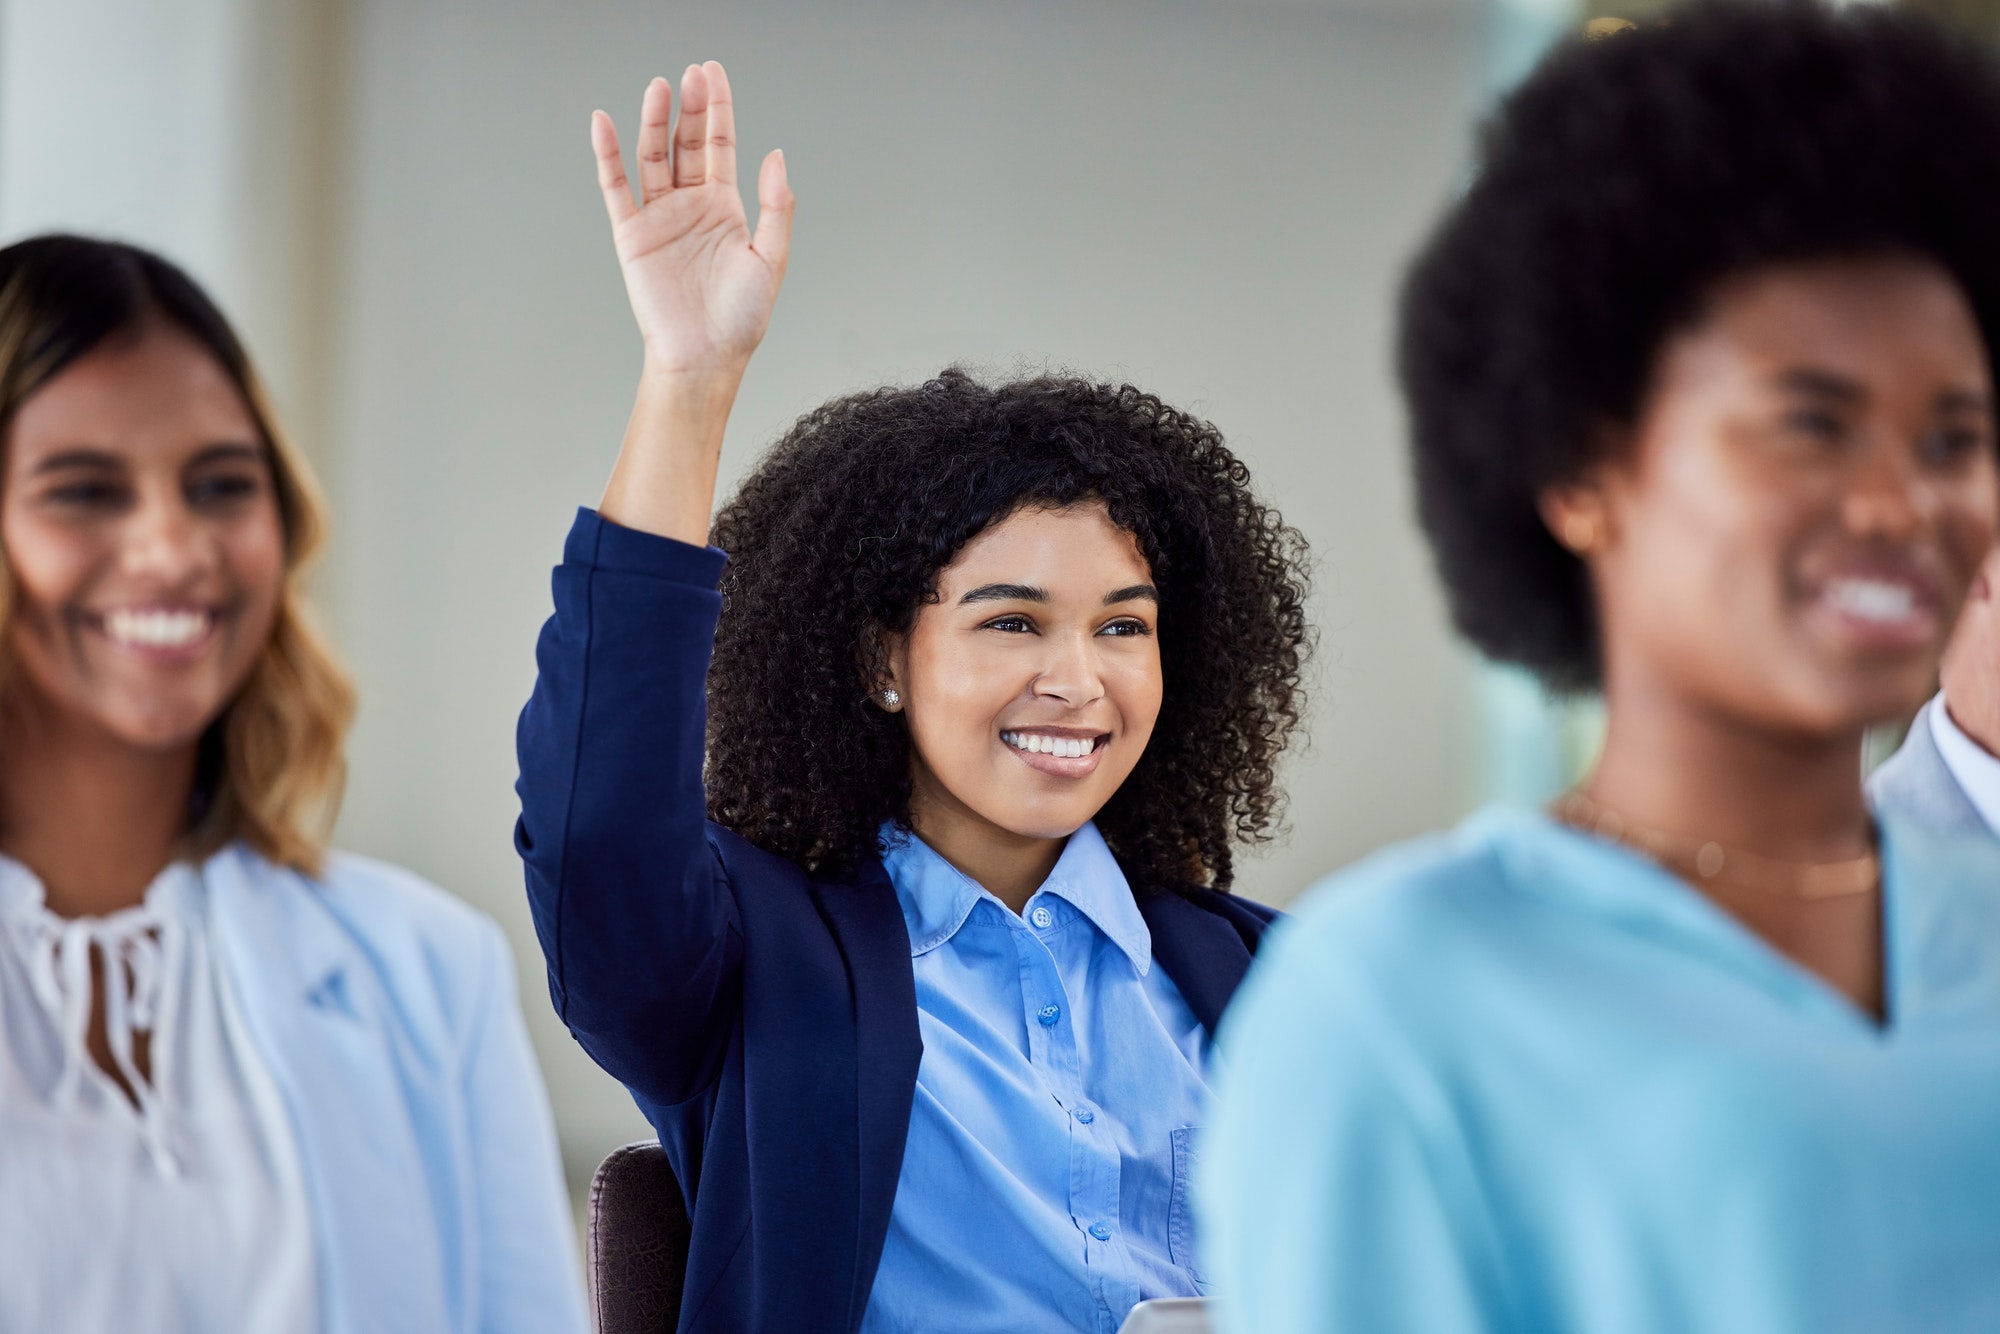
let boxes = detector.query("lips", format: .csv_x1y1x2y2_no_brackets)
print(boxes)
1000,727,1111,779
87,605,223,660
1803,569,1940,651
1824,578,1918,623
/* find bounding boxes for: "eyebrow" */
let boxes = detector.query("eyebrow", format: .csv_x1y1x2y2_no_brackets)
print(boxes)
1773,368,1865,403
28,448,123,476
959,583,1048,606
1936,388,1996,416
1773,369,1993,417
27,441,264,476
957,581,1160,607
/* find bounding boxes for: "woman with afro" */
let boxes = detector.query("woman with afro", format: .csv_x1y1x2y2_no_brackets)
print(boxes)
1204,6,2000,1332
514,62,1309,1333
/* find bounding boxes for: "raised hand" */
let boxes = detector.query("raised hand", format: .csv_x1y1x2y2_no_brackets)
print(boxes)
592,61,792,546
593,62,793,377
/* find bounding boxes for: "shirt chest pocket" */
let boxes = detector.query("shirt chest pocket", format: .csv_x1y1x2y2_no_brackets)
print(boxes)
1167,1125,1210,1288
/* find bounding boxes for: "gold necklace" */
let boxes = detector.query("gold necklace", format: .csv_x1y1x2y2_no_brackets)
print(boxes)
1550,789,1879,900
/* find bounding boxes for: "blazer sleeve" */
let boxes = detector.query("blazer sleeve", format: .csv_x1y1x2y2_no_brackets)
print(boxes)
515,507,742,1107
460,915,590,1334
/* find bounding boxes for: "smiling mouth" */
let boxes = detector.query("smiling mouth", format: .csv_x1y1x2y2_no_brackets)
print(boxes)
1001,730,1107,759
999,728,1112,778
1823,578,1917,623
1808,574,1938,647
89,606,221,654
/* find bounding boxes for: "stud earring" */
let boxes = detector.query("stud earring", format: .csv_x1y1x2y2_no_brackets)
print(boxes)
880,687,902,710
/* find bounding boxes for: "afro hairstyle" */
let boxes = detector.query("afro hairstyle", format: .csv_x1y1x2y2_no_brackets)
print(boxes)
704,368,1311,894
1400,1,2000,691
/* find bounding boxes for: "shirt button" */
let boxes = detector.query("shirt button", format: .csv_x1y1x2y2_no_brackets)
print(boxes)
1030,905,1054,929
1089,1222,1113,1241
1074,1106,1095,1125
1037,1004,1061,1027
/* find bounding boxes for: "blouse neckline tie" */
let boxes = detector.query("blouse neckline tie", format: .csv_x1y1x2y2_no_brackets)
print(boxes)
12,903,186,1178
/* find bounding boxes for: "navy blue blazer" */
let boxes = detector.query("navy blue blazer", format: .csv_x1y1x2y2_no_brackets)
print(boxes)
516,509,1277,1334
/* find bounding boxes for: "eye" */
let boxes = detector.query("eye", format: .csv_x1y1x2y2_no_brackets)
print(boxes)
1782,407,1846,444
1097,617,1153,638
982,614,1035,634
43,478,127,508
187,470,266,505
1917,425,1991,468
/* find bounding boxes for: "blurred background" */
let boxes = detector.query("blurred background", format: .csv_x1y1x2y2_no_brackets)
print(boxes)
2,0,1992,1191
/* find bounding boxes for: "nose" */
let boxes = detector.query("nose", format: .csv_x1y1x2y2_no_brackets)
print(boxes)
1031,628,1106,708
118,485,216,586
1841,433,1928,543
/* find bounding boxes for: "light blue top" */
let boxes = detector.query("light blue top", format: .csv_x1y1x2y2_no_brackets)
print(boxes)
862,822,1210,1334
1200,805,2000,1334
198,843,586,1334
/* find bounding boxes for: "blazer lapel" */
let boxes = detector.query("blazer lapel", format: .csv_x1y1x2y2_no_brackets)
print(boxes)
1140,892,1263,1036
813,856,922,1333
206,850,457,1334
1870,709,1992,837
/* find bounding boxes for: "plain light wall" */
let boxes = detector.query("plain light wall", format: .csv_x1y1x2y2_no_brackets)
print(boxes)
0,0,1485,1180
326,0,1481,1175
0,0,346,467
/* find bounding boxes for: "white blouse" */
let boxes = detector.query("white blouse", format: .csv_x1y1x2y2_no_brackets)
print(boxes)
0,853,318,1332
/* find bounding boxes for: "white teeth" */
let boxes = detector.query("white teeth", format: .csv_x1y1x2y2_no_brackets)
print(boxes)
1826,579,1917,623
104,608,212,649
1002,731,1097,759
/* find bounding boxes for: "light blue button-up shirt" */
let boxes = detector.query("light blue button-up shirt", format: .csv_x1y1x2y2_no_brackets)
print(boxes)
861,822,1210,1334
1202,805,2000,1334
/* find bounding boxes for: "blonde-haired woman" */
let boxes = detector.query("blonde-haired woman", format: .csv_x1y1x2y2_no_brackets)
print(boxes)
0,235,586,1334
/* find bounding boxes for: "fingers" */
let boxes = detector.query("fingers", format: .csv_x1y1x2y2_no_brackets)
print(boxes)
752,149,794,277
635,77,674,204
599,61,753,225
703,61,738,188
673,63,708,188
591,110,637,228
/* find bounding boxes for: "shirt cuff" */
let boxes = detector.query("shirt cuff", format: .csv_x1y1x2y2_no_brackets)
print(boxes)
562,507,728,588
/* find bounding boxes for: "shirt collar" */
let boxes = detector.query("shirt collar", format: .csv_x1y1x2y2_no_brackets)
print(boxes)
879,821,1153,973
1929,693,2000,838
0,851,203,925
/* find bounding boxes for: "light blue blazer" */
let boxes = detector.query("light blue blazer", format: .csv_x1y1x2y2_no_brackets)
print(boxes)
1869,702,1997,842
203,844,586,1334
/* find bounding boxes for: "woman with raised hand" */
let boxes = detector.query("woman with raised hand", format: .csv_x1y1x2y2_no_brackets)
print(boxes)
0,236,585,1334
1203,7,2000,1333
516,61,1310,1333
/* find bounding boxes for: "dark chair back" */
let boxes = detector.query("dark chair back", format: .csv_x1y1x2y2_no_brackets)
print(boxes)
587,1140,692,1334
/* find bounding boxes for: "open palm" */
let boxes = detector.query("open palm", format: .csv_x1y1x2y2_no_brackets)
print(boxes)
593,62,793,375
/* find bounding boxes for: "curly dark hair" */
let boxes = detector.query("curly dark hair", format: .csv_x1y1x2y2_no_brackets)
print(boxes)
1400,2,2000,692
704,367,1310,894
